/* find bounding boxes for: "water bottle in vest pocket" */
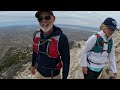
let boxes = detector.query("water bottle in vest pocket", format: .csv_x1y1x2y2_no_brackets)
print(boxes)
48,37,60,58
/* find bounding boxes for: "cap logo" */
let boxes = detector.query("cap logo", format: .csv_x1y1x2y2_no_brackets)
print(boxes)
112,20,117,26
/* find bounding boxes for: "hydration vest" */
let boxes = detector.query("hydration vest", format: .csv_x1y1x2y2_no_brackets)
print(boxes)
87,33,113,65
91,34,113,53
33,30,62,70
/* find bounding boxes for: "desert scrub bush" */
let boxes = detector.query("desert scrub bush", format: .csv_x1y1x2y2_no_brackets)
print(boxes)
0,47,32,72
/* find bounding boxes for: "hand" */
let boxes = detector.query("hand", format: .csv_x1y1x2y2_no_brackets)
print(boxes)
82,67,88,74
113,73,117,78
31,66,36,75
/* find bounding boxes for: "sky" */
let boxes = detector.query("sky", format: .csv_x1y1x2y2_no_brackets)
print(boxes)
0,11,120,29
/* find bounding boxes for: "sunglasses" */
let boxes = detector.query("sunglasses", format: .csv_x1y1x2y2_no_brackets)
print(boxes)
108,28,115,32
38,16,51,22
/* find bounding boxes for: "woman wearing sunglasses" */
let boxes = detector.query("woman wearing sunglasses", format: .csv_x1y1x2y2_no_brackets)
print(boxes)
31,11,70,79
80,17,118,79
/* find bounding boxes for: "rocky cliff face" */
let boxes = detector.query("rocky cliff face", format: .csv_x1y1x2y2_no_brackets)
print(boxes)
0,46,32,79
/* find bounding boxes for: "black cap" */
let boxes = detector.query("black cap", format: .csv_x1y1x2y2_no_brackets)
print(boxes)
35,11,54,18
103,17,118,31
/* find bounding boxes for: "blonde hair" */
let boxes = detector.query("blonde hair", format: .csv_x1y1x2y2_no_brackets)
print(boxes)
100,24,108,30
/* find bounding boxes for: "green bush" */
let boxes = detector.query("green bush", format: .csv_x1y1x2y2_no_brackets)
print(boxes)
0,47,32,72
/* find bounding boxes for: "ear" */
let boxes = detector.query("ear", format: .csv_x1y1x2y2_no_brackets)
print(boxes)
53,16,55,22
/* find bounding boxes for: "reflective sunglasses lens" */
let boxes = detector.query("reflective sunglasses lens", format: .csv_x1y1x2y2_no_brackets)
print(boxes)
38,16,51,22
38,18,43,22
45,16,51,20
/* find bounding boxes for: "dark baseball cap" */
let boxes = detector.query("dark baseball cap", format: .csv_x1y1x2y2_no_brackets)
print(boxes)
103,17,118,31
35,11,54,18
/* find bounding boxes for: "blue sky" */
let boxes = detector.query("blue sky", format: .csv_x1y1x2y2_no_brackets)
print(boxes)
0,11,120,28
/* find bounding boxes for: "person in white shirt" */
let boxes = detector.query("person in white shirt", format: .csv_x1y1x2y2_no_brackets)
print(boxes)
80,17,118,79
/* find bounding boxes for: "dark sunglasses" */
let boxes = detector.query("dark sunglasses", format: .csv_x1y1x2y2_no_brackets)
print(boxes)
108,28,115,32
37,16,51,22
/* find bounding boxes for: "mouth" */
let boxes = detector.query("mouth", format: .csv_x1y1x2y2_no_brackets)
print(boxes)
41,23,49,27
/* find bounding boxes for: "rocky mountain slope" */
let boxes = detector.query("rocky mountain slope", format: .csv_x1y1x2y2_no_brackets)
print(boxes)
13,30,120,79
0,25,119,79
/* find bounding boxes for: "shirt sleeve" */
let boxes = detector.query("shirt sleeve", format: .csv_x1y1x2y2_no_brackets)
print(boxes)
32,50,37,67
59,34,70,79
80,35,97,67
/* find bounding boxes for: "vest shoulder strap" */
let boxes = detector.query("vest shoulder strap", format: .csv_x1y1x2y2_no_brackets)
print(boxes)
95,33,104,48
51,35,61,42
95,33,101,38
33,30,40,38
93,33,113,53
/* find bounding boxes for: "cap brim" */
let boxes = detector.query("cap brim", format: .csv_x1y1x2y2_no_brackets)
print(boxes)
35,11,53,18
